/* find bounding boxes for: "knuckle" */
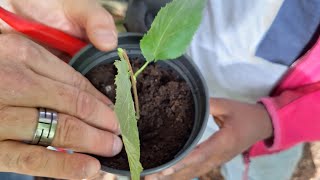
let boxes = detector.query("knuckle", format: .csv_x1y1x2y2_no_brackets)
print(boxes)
18,148,48,172
95,132,113,152
72,72,89,90
0,149,15,171
0,34,40,64
17,44,41,65
55,116,83,148
61,156,85,178
0,34,24,47
0,106,9,122
0,68,39,101
0,141,25,172
61,155,97,179
12,69,36,87
0,106,11,140
74,90,96,120
78,161,92,178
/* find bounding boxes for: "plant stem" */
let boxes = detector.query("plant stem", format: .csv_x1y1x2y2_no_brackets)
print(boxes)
134,61,150,78
121,50,140,119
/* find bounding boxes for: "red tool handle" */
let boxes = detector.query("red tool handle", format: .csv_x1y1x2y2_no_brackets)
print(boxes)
0,7,87,56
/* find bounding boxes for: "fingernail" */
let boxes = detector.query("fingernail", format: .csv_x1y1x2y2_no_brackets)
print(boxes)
94,30,117,48
113,135,123,155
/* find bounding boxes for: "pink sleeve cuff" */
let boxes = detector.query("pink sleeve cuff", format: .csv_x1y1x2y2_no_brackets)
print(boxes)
259,88,320,152
249,36,320,157
260,97,283,151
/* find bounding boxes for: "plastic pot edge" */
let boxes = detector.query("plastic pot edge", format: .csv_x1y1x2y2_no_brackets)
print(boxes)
69,32,209,176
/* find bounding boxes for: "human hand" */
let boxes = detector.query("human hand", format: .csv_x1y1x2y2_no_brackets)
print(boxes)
0,1,121,179
0,0,117,52
0,34,122,179
145,98,273,180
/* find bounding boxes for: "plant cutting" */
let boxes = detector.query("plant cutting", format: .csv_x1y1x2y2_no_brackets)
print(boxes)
111,0,207,179
0,1,208,179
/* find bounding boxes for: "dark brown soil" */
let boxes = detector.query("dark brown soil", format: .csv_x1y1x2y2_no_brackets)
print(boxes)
85,60,195,170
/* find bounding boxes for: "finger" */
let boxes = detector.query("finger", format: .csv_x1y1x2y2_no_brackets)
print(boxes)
145,145,207,180
0,141,100,180
0,107,122,156
210,98,231,116
214,117,224,128
40,77,119,133
88,171,117,180
24,39,111,105
161,145,215,180
52,114,123,156
150,127,248,180
1,66,118,133
0,34,110,105
63,0,118,51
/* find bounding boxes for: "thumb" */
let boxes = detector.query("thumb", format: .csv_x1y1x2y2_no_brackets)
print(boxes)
210,98,231,127
64,0,118,51
210,98,231,116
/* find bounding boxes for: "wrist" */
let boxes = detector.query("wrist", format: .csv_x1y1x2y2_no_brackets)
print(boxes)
257,103,274,140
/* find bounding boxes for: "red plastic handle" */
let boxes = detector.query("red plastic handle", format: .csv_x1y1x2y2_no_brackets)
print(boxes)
0,7,87,56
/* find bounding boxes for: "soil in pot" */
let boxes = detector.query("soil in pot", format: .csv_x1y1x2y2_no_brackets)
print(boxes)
85,59,195,170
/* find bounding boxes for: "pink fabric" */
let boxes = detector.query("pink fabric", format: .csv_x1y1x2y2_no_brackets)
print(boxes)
249,36,320,157
273,36,320,94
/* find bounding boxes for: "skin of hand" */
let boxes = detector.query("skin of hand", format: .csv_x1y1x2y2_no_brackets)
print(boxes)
145,98,273,180
0,0,118,51
0,0,122,179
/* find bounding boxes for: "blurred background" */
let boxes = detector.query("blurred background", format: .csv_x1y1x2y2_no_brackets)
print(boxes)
99,0,128,33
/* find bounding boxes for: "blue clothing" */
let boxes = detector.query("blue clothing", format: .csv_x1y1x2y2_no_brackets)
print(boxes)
256,0,320,66
0,173,34,180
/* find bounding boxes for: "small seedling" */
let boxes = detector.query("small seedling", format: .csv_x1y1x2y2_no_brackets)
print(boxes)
114,0,206,179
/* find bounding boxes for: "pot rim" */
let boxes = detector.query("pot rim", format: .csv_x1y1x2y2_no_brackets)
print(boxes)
69,32,210,176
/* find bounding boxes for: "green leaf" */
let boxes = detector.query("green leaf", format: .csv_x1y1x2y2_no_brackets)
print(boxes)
140,0,206,62
114,50,143,180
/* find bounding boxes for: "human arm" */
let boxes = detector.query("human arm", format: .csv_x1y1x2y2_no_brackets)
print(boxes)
0,1,122,179
251,36,320,155
145,98,273,180
145,83,320,180
145,36,320,180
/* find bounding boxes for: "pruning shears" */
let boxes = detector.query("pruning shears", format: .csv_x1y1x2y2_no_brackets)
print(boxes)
0,6,88,61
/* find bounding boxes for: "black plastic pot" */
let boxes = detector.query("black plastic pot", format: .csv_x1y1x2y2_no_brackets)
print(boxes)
69,33,209,176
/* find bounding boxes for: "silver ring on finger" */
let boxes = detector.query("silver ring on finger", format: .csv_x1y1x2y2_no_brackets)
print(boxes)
30,108,58,146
